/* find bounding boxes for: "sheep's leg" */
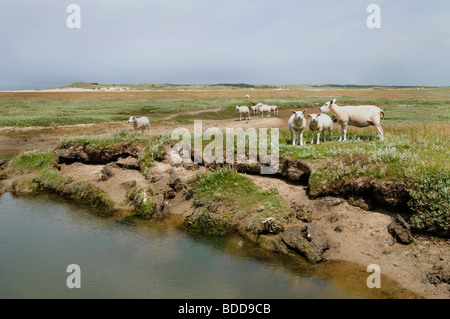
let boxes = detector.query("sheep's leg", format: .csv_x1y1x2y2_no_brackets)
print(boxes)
340,124,347,141
299,131,304,146
310,131,315,144
375,124,384,141
291,131,296,146
317,131,321,145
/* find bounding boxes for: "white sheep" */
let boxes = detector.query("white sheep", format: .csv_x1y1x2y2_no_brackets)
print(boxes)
288,110,307,146
245,94,250,99
251,105,259,115
269,105,279,116
259,104,272,117
308,113,334,144
320,99,385,141
236,106,250,121
128,116,151,133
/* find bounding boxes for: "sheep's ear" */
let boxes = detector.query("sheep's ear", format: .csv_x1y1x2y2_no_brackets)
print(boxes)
302,110,307,113
317,113,321,117
332,99,336,103
307,114,311,118
292,110,296,114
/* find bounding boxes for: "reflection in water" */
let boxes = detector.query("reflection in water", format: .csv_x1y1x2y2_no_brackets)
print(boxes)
0,193,415,299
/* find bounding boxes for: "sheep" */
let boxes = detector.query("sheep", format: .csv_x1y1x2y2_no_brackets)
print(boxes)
269,105,279,116
128,116,151,133
259,104,272,117
236,106,250,121
320,98,385,141
308,113,334,144
251,105,259,115
245,94,250,99
288,110,307,146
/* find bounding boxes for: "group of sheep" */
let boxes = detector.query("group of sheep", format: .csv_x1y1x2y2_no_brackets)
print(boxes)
236,103,279,121
128,98,385,145
289,99,385,145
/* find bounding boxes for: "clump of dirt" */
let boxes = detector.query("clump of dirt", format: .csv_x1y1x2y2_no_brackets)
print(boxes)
309,176,409,210
56,142,143,166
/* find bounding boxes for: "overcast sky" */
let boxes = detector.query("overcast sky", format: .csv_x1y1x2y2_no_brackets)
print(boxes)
0,0,449,90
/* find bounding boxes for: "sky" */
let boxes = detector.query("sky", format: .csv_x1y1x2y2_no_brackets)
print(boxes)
0,0,449,90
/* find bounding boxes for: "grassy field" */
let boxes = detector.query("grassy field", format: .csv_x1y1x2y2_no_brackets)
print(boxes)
1,84,449,235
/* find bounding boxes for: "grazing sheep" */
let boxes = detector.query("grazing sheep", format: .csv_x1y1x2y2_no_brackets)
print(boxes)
245,94,250,99
128,116,151,133
259,104,272,117
308,113,334,144
288,110,307,146
236,106,251,121
320,99,385,141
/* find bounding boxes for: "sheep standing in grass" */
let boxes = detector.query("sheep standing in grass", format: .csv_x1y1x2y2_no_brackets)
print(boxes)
320,98,385,141
288,110,307,146
308,113,333,144
251,105,259,115
236,106,251,121
128,116,151,133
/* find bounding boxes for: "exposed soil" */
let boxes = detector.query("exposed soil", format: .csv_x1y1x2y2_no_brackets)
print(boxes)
1,113,449,299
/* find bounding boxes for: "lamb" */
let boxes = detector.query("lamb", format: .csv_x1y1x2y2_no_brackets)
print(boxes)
245,94,250,99
236,106,251,121
128,116,151,133
259,104,272,117
308,113,334,144
320,99,385,141
288,110,307,146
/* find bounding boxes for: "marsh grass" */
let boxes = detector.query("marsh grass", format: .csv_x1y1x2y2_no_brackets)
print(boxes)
191,168,289,233
35,169,114,210
7,150,56,174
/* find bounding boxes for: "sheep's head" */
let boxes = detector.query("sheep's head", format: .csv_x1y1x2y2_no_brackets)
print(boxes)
128,116,136,123
308,113,321,122
292,110,306,120
320,99,336,113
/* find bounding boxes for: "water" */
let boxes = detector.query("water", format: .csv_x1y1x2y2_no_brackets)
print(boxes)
0,193,413,299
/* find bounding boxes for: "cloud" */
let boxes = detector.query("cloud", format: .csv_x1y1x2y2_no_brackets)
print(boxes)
0,0,449,89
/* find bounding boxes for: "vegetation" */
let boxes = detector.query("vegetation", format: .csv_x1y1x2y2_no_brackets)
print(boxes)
189,168,289,234
60,130,170,173
34,169,114,210
7,150,56,174
406,171,449,235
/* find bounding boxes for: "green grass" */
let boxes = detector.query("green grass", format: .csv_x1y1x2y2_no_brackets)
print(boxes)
7,150,56,174
35,169,114,210
191,168,289,233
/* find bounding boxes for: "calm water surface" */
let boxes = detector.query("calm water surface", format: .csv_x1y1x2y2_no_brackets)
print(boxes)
0,193,413,299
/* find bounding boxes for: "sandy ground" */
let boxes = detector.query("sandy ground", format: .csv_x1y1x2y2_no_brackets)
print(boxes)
246,174,449,299
1,111,449,299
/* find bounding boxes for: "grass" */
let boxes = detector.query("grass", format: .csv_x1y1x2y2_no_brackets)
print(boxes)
35,169,114,210
6,150,113,210
190,167,289,234
7,150,57,174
